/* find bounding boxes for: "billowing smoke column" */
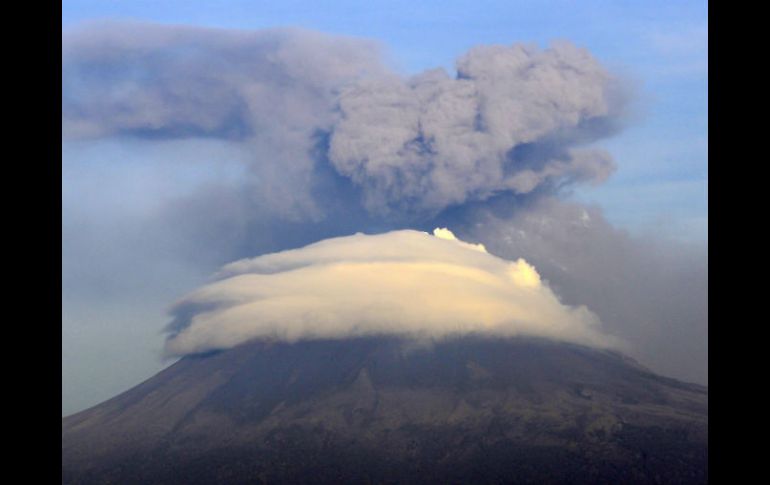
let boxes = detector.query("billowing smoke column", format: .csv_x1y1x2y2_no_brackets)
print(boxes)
164,229,619,356
329,42,623,215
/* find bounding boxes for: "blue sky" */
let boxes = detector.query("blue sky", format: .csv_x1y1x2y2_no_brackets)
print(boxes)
63,0,707,242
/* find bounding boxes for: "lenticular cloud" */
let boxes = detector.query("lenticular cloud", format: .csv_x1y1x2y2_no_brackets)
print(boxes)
164,229,619,356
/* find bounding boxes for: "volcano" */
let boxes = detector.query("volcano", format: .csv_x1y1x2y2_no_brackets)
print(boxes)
62,337,707,484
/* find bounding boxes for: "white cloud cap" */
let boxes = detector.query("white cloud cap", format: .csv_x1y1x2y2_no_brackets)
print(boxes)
164,229,620,355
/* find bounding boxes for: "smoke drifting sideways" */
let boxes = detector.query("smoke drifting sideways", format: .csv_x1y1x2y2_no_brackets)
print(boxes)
63,21,707,386
63,21,627,221
164,229,620,356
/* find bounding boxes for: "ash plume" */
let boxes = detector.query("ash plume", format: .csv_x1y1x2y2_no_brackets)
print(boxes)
63,21,706,386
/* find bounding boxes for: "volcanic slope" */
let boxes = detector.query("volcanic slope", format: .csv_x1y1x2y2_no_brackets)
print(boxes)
62,336,707,484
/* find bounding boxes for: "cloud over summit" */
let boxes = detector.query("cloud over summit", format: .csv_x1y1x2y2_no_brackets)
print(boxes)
164,229,619,356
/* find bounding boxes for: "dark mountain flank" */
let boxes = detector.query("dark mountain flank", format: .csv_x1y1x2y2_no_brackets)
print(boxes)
62,337,707,484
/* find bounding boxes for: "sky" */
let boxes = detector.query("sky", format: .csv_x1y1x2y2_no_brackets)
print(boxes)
62,0,708,241
62,0,707,416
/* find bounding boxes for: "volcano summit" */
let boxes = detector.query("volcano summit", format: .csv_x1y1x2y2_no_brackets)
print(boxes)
63,230,706,484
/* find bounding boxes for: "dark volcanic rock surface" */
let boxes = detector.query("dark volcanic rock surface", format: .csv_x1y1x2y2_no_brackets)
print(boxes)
62,337,707,484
